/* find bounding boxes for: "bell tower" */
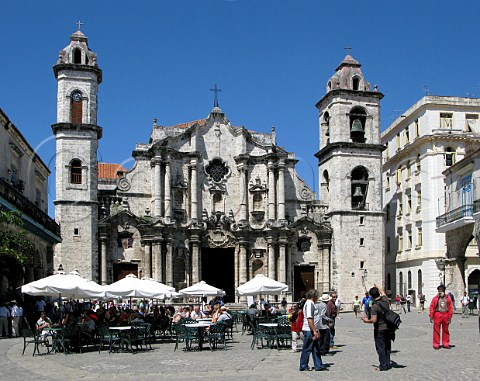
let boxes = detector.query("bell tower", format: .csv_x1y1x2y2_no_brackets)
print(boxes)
51,28,102,281
315,54,385,299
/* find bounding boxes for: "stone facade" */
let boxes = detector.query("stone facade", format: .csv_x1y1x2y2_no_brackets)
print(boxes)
382,96,480,306
53,31,385,304
0,108,61,297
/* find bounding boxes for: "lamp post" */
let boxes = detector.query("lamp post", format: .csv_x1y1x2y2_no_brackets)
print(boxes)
361,268,368,290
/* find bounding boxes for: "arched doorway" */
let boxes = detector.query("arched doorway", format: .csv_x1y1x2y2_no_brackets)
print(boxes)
468,269,479,294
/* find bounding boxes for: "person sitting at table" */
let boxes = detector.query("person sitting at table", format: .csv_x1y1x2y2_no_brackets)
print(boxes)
129,310,144,323
211,304,222,322
261,304,273,319
217,306,232,322
183,306,192,319
119,310,131,326
191,306,206,319
105,306,119,326
247,304,258,320
172,307,183,323
82,313,96,339
36,311,52,337
61,312,76,327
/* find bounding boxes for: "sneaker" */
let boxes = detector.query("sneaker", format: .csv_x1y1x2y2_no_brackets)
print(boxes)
299,367,311,371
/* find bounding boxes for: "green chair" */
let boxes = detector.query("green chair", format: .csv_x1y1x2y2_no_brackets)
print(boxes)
22,327,50,357
206,323,227,350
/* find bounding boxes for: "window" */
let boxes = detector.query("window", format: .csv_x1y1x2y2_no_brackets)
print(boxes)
397,195,403,216
70,159,82,184
417,227,423,246
205,159,229,183
35,188,41,207
253,194,262,210
386,174,390,190
360,238,364,246
386,236,391,254
399,272,404,293
398,230,403,251
396,133,401,150
414,119,419,138
406,229,412,249
408,270,412,289
71,91,83,124
359,216,365,225
445,147,455,166
440,113,453,129
351,166,368,210
387,273,392,291
406,194,412,215
73,48,82,64
465,114,478,132
406,163,411,179
417,190,422,211
385,142,389,160
416,154,421,173
352,76,360,91
396,167,402,185
418,270,423,294
405,126,410,143
74,228,79,235
386,203,390,221
349,107,367,143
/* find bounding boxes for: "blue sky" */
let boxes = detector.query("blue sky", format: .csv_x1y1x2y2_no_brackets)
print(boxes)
1,1,479,217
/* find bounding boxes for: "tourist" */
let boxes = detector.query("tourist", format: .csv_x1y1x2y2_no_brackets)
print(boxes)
299,289,327,371
399,295,407,314
448,292,456,311
216,306,232,322
418,293,426,313
211,304,221,322
316,294,333,356
362,285,392,371
10,301,22,337
326,293,338,349
429,284,453,349
0,303,11,337
289,304,303,352
352,295,361,318
361,292,371,316
191,306,206,319
461,292,470,318
406,294,412,312
36,311,52,337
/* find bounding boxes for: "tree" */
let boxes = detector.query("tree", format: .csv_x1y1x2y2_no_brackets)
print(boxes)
0,210,36,285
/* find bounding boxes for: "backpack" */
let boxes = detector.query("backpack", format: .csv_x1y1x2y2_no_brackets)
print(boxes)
374,301,402,332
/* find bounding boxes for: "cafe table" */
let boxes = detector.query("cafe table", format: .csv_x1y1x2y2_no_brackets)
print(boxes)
183,322,211,350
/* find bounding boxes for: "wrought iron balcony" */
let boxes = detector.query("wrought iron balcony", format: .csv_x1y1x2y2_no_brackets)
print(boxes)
436,204,474,233
0,177,60,236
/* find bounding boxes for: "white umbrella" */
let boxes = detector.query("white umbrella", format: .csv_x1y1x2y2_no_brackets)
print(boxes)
179,280,226,297
104,274,175,299
21,271,105,299
236,274,288,296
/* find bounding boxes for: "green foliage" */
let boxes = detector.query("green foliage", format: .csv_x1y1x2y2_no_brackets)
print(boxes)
0,210,35,283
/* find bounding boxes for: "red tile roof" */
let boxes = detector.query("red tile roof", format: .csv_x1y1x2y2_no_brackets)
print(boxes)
98,163,127,179
166,119,206,129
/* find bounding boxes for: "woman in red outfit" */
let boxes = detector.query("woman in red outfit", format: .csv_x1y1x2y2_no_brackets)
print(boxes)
429,284,453,349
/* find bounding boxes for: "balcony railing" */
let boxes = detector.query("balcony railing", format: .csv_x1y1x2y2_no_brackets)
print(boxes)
0,177,60,236
436,204,473,229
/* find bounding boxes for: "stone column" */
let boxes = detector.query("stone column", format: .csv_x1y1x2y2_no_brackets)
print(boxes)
278,238,287,284
238,162,247,221
153,158,162,217
100,237,108,285
267,159,275,220
191,242,201,283
239,240,248,285
190,158,198,221
277,159,285,221
165,239,173,287
267,238,275,279
152,240,163,282
144,241,152,278
164,159,172,223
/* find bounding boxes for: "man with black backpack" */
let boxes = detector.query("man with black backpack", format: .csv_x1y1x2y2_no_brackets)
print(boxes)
362,285,393,371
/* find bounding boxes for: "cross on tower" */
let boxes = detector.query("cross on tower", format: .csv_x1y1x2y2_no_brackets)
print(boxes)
344,47,352,55
76,20,84,31
210,84,222,107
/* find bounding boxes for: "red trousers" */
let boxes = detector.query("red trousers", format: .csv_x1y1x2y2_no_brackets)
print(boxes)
433,312,450,348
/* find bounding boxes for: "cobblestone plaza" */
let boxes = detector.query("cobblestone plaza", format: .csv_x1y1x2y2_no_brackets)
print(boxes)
1,309,478,381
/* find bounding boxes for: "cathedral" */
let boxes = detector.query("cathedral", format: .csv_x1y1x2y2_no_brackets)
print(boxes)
52,30,384,303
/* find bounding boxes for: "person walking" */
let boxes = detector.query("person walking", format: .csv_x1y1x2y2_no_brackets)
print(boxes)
461,292,470,318
399,295,407,314
352,295,361,318
289,304,303,352
448,292,456,311
316,294,333,356
0,303,11,337
362,285,392,371
429,284,453,350
327,293,338,349
406,294,412,312
299,289,327,371
361,292,371,316
10,301,22,337
418,293,426,313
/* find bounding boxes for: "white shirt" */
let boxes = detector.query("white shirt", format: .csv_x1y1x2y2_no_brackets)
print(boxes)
461,296,470,306
302,300,316,331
